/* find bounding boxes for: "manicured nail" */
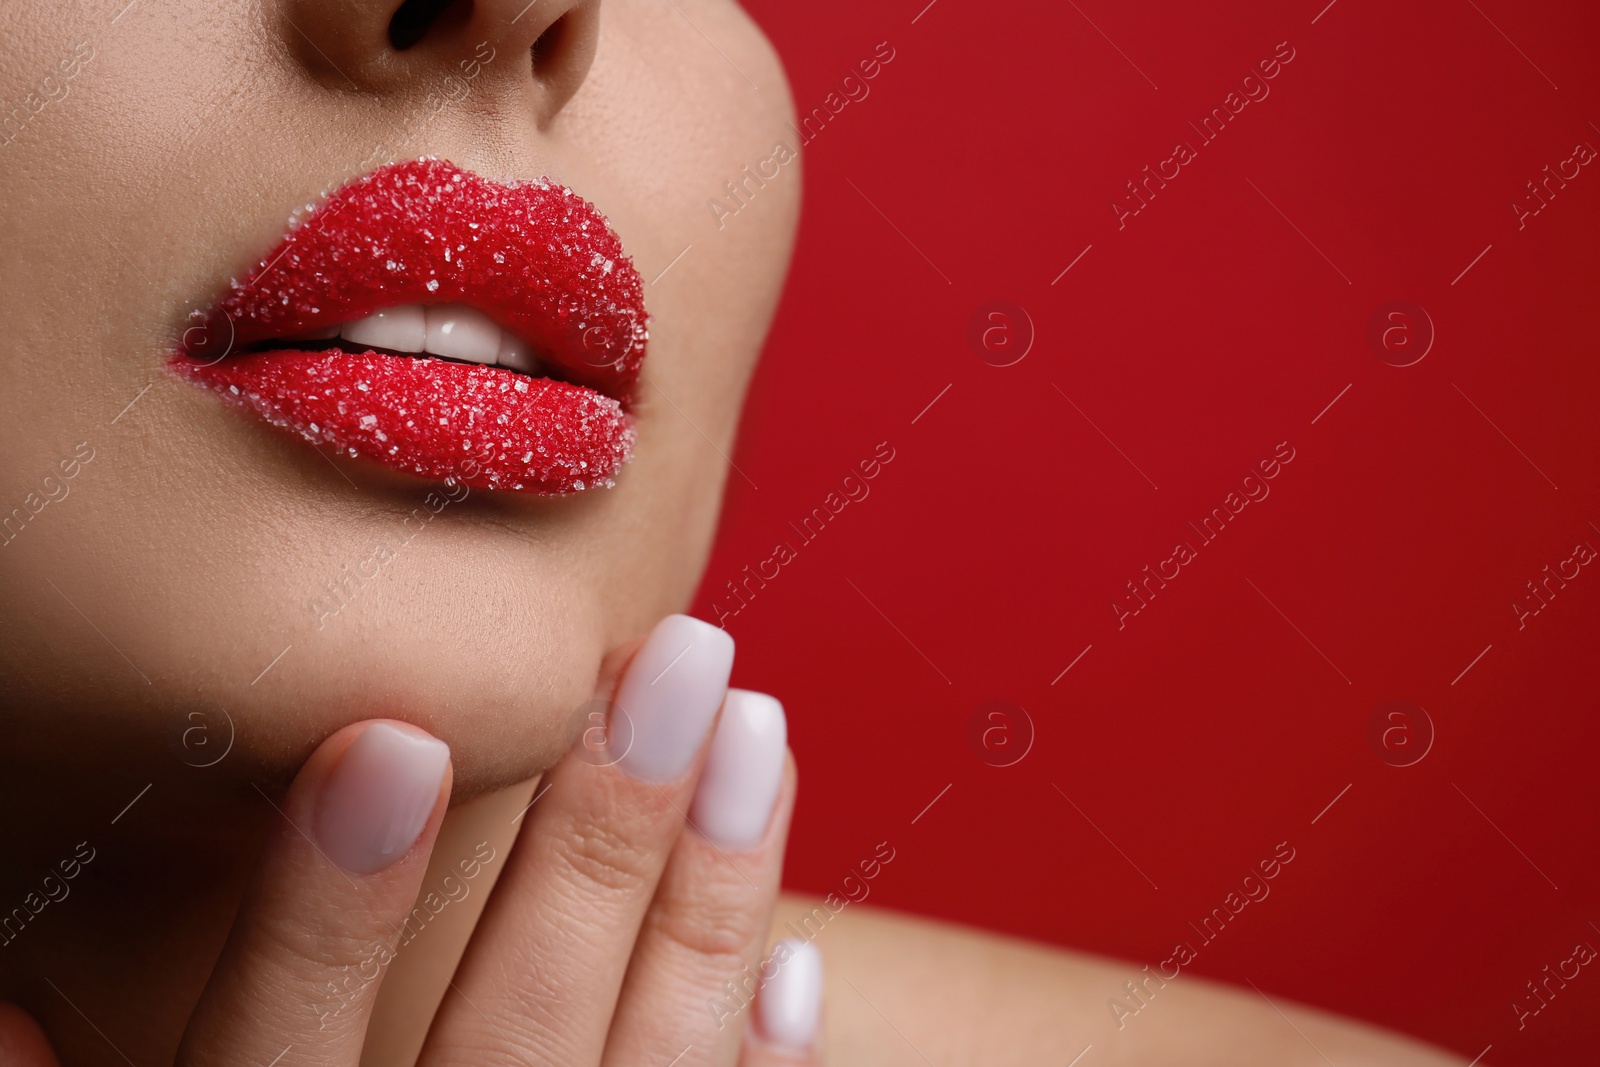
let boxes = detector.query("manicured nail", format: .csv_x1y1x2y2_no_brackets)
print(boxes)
758,939,822,1051
312,722,450,875
613,614,735,782
690,689,786,849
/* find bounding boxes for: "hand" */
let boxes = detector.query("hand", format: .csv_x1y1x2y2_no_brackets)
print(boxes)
1,614,822,1066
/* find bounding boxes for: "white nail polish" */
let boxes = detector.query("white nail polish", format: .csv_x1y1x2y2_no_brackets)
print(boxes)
759,939,822,1051
690,690,786,849
313,722,450,875
613,615,735,782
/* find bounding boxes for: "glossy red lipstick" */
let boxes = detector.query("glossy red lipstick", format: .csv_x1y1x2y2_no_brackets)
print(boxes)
174,158,647,494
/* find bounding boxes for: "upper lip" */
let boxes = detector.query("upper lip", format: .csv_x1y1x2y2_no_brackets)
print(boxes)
181,157,648,402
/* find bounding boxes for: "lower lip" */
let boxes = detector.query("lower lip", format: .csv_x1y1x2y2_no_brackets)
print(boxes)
175,348,635,494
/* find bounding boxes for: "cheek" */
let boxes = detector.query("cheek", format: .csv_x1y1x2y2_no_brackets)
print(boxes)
560,10,798,630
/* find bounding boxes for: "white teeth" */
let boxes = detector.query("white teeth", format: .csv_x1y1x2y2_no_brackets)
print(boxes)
424,303,500,365
497,331,539,374
316,304,541,374
342,306,426,353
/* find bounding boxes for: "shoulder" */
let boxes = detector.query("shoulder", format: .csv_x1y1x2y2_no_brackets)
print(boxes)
770,893,1469,1066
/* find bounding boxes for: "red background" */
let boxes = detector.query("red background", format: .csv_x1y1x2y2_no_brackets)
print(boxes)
695,1,1600,1062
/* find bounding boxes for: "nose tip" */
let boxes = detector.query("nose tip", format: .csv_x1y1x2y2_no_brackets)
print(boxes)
276,0,600,126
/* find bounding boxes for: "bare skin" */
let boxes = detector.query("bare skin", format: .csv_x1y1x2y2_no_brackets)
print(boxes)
770,895,1467,1065
0,0,1471,1062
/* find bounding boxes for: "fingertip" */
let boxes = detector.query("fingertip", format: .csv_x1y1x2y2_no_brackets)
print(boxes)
756,938,823,1053
0,1003,61,1067
303,719,453,876
613,614,736,782
691,689,788,849
176,720,454,1063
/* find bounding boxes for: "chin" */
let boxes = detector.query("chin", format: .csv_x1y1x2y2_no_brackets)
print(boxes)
216,538,613,796
9,524,608,801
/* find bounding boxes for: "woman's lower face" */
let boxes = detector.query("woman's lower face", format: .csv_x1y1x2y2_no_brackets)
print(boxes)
0,0,800,794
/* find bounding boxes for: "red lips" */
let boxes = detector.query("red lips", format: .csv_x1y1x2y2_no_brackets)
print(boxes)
173,159,648,494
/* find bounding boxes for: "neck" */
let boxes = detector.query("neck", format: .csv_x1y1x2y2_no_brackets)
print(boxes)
0,744,269,1066
0,733,536,1067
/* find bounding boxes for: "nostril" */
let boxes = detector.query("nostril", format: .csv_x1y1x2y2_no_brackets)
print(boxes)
388,0,472,51
530,15,570,77
527,5,599,122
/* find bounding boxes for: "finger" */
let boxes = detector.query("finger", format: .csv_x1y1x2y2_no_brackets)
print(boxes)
0,1003,63,1067
421,614,733,1067
602,690,794,1067
741,939,824,1067
178,720,452,1067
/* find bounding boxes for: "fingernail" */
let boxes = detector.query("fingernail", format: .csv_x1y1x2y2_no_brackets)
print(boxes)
614,614,735,782
690,689,786,849
313,722,450,875
758,939,822,1051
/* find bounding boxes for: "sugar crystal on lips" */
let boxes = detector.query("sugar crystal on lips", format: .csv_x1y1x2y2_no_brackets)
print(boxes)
176,350,634,493
174,158,648,495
